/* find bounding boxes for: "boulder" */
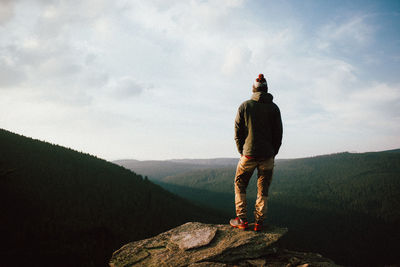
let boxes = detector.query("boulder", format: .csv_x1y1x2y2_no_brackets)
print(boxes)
109,222,341,266
109,222,287,267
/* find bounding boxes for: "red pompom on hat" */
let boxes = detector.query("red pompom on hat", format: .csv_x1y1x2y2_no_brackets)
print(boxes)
253,73,268,91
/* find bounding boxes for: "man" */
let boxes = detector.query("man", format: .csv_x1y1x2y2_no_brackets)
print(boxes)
230,74,283,231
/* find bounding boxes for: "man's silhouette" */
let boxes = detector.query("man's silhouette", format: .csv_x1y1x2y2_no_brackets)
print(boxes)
230,74,283,231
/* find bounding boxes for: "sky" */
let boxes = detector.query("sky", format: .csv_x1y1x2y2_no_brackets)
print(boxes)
0,0,399,161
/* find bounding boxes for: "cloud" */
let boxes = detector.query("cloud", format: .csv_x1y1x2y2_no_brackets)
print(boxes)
0,1,114,104
347,82,400,127
316,14,374,52
108,77,149,99
0,0,398,160
222,45,252,75
0,58,26,88
0,0,15,25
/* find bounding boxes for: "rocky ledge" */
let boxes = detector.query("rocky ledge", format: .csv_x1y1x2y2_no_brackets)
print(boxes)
109,222,340,267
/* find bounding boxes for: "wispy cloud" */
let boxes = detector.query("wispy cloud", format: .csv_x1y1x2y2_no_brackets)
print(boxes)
0,0,15,25
107,77,150,99
316,14,375,52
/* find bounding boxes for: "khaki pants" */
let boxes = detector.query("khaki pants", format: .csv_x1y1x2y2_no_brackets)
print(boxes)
234,156,274,222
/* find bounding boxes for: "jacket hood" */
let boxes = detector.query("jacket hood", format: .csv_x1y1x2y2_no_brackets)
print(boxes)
251,91,273,103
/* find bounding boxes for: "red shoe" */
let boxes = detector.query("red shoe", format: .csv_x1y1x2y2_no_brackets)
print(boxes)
230,217,249,230
254,221,263,232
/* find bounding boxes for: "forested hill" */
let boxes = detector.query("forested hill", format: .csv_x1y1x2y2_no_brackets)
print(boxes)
0,128,224,267
161,150,400,223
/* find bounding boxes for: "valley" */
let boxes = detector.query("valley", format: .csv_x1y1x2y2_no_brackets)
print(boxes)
116,151,400,266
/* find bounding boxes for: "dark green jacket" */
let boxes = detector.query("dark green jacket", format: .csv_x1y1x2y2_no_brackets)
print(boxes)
234,91,283,157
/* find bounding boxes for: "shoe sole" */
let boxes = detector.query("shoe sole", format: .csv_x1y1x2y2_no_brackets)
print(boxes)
254,225,263,232
230,223,249,230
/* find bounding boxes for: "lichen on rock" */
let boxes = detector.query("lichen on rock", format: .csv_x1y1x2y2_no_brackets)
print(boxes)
170,224,217,250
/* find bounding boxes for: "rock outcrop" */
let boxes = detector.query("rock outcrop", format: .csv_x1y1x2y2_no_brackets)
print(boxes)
109,222,341,267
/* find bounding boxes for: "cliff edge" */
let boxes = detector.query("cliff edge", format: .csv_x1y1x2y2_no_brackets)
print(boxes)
109,222,340,267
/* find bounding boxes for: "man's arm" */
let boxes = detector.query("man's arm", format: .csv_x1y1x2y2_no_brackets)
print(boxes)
273,106,283,156
234,105,246,155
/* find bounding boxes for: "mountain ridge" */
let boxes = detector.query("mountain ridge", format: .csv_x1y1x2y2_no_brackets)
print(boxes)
114,147,400,166
114,148,400,182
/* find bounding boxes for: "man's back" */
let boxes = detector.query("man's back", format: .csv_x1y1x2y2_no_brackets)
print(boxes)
235,91,282,158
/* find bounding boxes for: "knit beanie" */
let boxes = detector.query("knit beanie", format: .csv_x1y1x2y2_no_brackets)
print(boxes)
252,74,268,92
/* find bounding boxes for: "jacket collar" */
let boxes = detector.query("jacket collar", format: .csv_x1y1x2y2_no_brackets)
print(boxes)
251,91,273,103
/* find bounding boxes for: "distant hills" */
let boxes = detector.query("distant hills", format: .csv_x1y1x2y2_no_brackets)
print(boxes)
116,150,400,266
168,158,239,165
113,158,238,180
0,129,224,267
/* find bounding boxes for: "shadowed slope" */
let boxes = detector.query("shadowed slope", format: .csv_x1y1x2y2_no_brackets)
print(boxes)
0,128,224,267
